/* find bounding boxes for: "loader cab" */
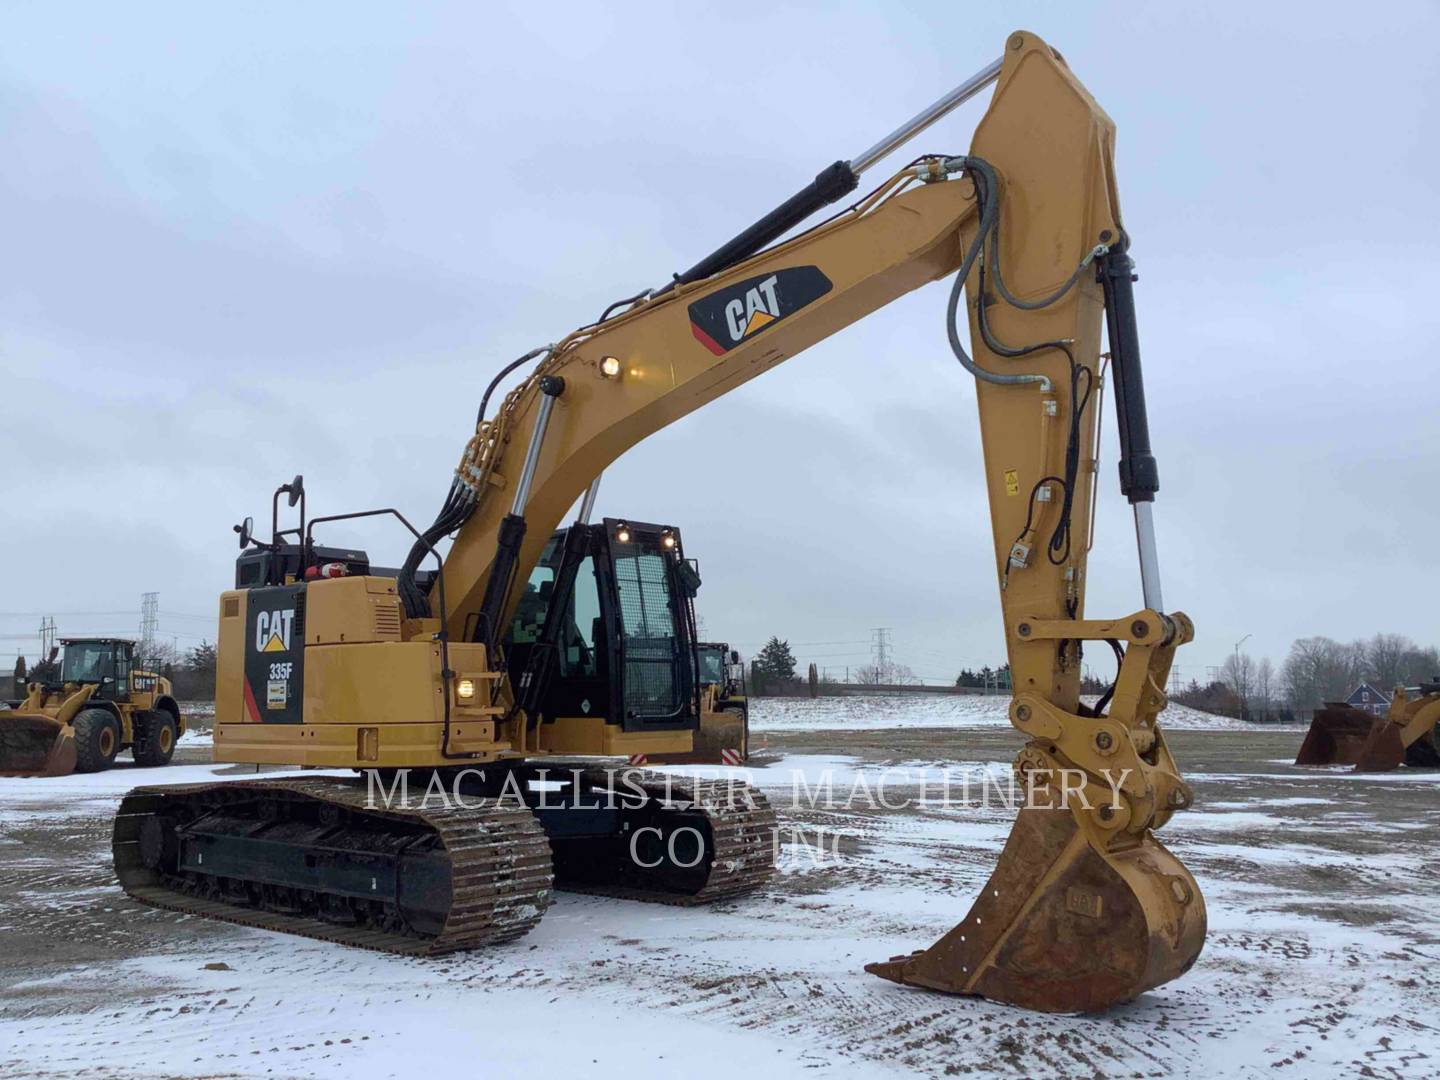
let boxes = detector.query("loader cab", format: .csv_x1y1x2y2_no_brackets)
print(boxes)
57,638,134,701
697,641,745,701
505,518,701,733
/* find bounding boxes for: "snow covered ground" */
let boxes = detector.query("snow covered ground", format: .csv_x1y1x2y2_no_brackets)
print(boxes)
749,693,1300,732
0,721,1435,1078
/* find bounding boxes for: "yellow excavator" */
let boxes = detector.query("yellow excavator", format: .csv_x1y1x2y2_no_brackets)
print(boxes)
114,31,1204,1013
1295,683,1440,772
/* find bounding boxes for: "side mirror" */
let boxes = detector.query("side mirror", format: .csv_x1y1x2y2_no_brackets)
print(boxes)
287,475,304,507
731,650,740,665
235,516,255,549
675,559,702,599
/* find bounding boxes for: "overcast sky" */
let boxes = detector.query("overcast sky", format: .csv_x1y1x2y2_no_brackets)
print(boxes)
2,2,1437,685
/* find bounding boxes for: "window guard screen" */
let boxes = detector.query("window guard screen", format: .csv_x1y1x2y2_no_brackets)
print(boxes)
613,550,682,719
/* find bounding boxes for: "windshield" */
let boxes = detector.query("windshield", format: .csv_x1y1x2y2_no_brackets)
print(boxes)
697,646,726,685
60,643,114,685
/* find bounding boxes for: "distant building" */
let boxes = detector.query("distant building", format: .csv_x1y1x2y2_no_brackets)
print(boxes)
1345,682,1391,716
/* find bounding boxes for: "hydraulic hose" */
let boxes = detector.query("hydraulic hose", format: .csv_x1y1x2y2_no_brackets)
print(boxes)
943,156,1051,391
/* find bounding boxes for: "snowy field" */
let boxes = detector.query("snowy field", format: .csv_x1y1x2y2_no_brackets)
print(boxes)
749,693,1302,732
0,712,1435,1079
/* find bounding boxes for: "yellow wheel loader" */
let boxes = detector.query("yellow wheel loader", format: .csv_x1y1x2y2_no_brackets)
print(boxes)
114,31,1206,1013
0,638,185,777
1295,682,1440,772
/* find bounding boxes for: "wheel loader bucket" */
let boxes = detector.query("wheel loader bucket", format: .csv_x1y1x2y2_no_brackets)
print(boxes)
1294,704,1399,771
0,713,78,777
866,798,1206,1013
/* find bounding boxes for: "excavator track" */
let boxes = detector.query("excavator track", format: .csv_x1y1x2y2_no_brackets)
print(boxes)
554,766,777,904
113,776,553,956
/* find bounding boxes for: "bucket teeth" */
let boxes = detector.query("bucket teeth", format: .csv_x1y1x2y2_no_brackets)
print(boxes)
866,804,1206,1013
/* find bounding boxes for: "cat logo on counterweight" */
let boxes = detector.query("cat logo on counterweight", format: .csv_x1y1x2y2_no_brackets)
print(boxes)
255,608,295,653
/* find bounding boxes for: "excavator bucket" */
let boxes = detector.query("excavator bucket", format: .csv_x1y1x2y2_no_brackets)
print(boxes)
0,713,78,777
866,795,1205,1013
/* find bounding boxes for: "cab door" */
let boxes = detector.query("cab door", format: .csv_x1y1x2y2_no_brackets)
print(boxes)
599,519,697,733
110,643,132,702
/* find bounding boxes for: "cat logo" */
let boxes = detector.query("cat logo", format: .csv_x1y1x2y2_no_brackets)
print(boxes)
688,265,833,356
724,274,782,342
255,608,295,653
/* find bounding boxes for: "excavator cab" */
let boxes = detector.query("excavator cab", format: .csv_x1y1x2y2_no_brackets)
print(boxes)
504,520,749,764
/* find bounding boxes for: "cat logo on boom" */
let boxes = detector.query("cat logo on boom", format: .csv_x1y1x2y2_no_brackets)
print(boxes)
255,608,295,653
688,265,833,355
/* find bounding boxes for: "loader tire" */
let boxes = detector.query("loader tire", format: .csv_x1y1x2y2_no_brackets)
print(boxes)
133,711,178,767
74,709,120,773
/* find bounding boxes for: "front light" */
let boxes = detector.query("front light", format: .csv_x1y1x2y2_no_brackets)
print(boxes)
457,677,476,701
599,355,622,379
615,522,631,543
661,530,676,549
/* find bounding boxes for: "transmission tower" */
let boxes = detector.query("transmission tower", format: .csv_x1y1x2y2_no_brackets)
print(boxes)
38,616,56,658
139,592,159,657
871,627,892,682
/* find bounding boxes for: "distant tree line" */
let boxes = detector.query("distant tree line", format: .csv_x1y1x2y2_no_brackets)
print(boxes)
955,664,1011,691
1173,632,1439,722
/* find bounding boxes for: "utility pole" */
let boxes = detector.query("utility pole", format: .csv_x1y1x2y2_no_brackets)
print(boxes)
38,615,56,658
1233,633,1252,719
140,592,159,660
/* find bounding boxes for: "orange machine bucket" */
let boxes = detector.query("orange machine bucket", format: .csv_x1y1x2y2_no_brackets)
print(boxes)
1294,704,1402,772
0,712,79,777
867,790,1206,1012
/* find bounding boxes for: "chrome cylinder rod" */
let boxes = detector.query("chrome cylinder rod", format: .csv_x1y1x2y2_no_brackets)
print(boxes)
576,473,602,524
1132,502,1164,613
848,58,1003,176
510,377,564,515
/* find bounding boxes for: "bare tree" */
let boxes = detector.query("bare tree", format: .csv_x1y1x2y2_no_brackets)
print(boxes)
1254,657,1275,715
854,664,885,686
1363,633,1413,692
1282,636,1366,710
1399,645,1440,687
1220,652,1254,717
891,663,918,686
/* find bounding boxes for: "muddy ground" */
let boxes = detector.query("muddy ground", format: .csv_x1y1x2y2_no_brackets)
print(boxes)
0,726,1437,1079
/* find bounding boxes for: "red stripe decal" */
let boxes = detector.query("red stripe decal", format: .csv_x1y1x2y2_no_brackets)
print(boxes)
243,678,262,722
690,321,727,356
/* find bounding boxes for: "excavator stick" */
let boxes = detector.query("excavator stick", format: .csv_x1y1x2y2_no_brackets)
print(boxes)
866,798,1204,1013
0,713,78,778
